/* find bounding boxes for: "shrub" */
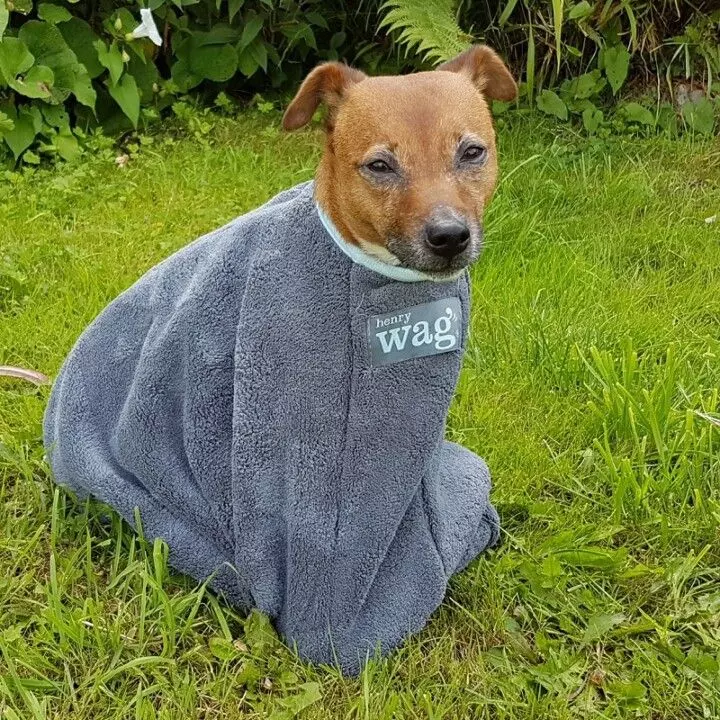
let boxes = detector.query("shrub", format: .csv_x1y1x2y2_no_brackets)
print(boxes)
382,0,719,135
0,0,717,164
383,1,719,86
0,1,384,163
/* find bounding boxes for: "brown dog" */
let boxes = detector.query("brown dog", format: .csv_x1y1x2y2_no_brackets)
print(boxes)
282,45,517,278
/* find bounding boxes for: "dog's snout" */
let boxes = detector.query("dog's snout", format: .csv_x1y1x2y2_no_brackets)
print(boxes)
424,219,471,258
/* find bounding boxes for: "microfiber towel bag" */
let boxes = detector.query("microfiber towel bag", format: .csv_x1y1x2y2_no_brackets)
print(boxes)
44,181,499,673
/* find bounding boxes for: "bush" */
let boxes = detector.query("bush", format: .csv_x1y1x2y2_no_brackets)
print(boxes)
0,0,717,164
383,0,719,135
0,1,387,163
383,1,719,86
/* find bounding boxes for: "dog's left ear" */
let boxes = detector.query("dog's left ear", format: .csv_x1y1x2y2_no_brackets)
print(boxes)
282,62,366,131
438,45,517,102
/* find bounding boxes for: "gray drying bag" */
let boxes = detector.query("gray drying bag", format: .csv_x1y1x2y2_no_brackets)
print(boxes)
44,181,499,673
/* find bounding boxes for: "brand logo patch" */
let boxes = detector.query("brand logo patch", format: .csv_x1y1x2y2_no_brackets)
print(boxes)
367,297,462,366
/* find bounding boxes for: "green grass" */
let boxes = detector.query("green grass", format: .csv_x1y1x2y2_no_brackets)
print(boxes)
1,110,720,719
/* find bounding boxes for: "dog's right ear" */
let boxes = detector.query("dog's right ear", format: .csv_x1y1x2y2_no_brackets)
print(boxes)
282,62,366,131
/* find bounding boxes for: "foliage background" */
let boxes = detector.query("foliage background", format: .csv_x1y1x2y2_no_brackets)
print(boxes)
0,1,718,162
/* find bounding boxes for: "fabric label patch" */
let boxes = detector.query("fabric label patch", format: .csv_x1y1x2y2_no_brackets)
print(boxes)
367,297,462,366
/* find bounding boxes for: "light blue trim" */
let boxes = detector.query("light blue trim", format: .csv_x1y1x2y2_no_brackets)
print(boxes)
316,203,462,284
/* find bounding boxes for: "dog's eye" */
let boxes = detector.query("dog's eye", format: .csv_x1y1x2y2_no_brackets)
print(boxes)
460,145,487,163
366,159,394,174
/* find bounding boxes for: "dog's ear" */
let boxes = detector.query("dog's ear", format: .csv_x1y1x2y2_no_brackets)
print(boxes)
282,62,366,131
437,45,517,102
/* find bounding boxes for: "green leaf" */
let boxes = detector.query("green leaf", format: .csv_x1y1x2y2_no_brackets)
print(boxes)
246,37,266,72
238,12,263,51
108,72,140,127
499,0,520,26
23,149,40,163
208,636,237,661
571,70,604,99
95,40,123,86
682,98,715,135
492,100,510,116
266,43,280,67
536,89,568,120
55,128,79,160
58,18,103,78
72,65,96,108
236,52,256,77
238,41,267,77
18,20,88,104
228,0,243,23
10,0,32,14
0,5,9,38
243,610,279,655
582,106,603,133
2,105,41,159
18,20,70,69
268,682,322,720
15,64,55,98
191,25,241,46
279,22,317,51
305,10,329,29
603,44,630,95
686,647,720,676
0,110,14,133
41,102,69,128
526,20,535,102
0,36,34,80
551,0,563,71
0,36,56,99
379,0,472,63
622,102,654,126
236,658,263,688
127,53,158,103
300,23,316,50
106,8,136,35
582,613,625,643
172,29,240,85
170,58,201,93
657,104,678,135
329,31,346,50
568,1,592,20
554,547,627,571
236,48,258,77
38,3,72,24
189,42,237,82
607,680,647,706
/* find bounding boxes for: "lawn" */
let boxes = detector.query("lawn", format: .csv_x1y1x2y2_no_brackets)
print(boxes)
1,110,719,719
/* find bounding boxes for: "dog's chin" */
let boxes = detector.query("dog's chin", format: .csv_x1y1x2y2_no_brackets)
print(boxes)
386,236,481,278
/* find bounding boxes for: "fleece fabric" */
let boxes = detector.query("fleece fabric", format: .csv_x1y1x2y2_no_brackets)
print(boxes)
43,180,499,673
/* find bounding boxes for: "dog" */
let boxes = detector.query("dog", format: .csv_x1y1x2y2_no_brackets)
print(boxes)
283,44,517,278
44,46,519,672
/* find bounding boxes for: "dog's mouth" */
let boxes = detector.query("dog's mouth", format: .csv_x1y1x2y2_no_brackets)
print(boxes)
386,225,483,278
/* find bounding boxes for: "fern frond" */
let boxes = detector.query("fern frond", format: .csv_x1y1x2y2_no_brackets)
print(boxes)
378,0,472,65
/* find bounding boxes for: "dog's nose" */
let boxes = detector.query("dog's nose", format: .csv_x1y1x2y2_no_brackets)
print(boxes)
424,219,470,258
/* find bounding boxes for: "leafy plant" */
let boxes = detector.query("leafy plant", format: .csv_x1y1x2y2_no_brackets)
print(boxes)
379,0,719,136
0,0,717,164
378,0,470,63
0,0,374,163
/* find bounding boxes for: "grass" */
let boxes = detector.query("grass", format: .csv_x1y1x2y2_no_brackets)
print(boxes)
1,108,719,719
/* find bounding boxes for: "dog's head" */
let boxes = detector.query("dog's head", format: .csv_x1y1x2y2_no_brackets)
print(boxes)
283,46,517,278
